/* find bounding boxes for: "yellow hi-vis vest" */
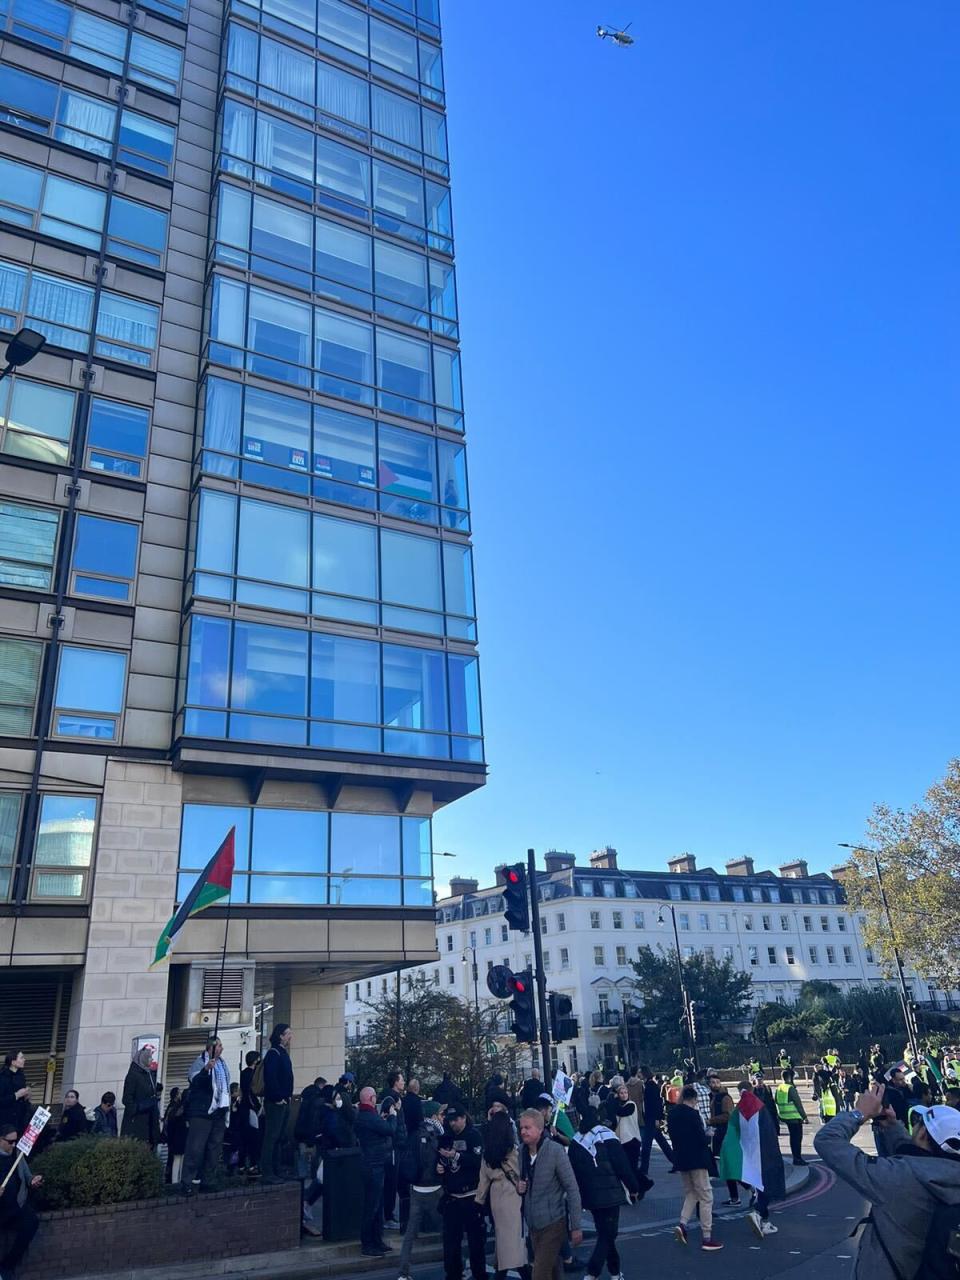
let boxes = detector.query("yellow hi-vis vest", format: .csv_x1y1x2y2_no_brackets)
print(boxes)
821,1089,838,1118
776,1084,802,1121
826,1054,839,1068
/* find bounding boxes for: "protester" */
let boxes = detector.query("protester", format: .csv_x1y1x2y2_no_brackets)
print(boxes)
162,1087,187,1182
667,1085,722,1251
0,1122,42,1279
397,1100,445,1280
223,1082,241,1173
691,1072,713,1136
707,1076,736,1201
403,1077,424,1134
180,1037,230,1195
639,1065,674,1177
355,1085,397,1258
381,1069,407,1231
718,1080,785,1239
56,1090,90,1141
237,1050,262,1175
815,1081,960,1280
92,1091,118,1138
625,1068,644,1113
0,1054,30,1139
609,1082,642,1174
775,1070,809,1165
476,1109,528,1280
520,1069,544,1111
434,1073,465,1109
568,1105,640,1278
517,1108,583,1280
302,1085,358,1234
436,1103,485,1280
484,1073,513,1115
120,1047,159,1147
261,1023,294,1182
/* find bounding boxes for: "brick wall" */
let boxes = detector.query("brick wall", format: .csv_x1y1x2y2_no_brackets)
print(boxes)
8,1181,300,1280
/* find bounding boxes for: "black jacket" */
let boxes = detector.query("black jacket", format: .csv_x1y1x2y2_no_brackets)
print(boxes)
642,1079,663,1125
402,1091,424,1134
520,1078,544,1110
296,1085,322,1142
568,1133,638,1210
667,1103,714,1173
439,1122,482,1196
409,1120,442,1188
58,1105,90,1141
355,1105,396,1165
0,1068,28,1134
263,1046,294,1103
434,1075,464,1107
381,1089,407,1153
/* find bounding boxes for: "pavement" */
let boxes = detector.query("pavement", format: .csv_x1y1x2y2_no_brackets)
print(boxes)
77,1085,873,1280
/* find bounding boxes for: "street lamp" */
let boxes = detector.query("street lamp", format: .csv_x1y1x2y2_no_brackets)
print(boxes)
658,903,699,1073
838,842,920,1062
462,944,480,1013
0,328,45,381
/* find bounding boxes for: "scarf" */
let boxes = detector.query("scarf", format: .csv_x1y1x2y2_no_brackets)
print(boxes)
573,1124,618,1164
208,1055,229,1114
358,1102,377,1113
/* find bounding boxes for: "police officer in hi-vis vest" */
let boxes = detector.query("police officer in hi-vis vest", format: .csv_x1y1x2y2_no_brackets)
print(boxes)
775,1071,809,1166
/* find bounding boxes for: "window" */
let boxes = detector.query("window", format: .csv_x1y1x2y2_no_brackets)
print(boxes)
826,946,836,964
590,911,601,929
0,638,42,734
71,516,139,601
743,914,754,931
366,981,371,995
612,911,622,930
750,887,763,903
809,946,819,964
748,946,759,966
762,914,771,931
731,885,745,902
483,927,491,946
0,377,75,466
722,945,734,960
118,109,176,176
557,912,566,932
0,66,116,161
698,912,709,930
686,883,701,900
667,882,681,900
634,910,645,928
616,945,627,966
820,915,830,932
447,966,454,984
786,946,795,964
0,793,21,899
803,915,813,932
579,880,594,896
523,953,531,969
779,914,789,931
593,946,605,966
682,945,694,960
843,946,853,964
768,887,781,903
678,912,690,931
468,929,476,949
500,924,508,942
767,946,777,964
31,794,96,900
542,950,550,970
865,946,875,963
445,934,452,951
560,947,569,968
86,398,150,478
837,916,847,932
717,913,729,931
0,502,58,589
706,884,720,901
704,945,714,959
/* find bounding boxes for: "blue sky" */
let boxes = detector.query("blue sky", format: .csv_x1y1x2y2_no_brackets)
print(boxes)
431,1,960,888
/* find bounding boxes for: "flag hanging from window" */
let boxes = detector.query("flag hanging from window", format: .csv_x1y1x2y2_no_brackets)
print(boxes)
152,826,235,967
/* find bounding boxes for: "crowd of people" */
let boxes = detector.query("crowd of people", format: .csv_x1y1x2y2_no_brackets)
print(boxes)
5,1038,960,1279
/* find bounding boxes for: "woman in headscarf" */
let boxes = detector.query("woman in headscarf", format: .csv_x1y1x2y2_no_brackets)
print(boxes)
120,1046,160,1147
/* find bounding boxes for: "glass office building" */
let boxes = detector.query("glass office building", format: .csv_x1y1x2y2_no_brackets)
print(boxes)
0,0,483,1099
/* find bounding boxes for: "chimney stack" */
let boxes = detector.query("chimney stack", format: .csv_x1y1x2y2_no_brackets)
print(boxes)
667,853,697,874
449,876,479,897
778,860,809,880
544,851,576,874
725,857,755,877
829,865,851,882
590,846,618,870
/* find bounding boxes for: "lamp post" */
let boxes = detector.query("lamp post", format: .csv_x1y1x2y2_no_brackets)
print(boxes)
838,842,920,1062
0,328,46,381
658,903,699,1073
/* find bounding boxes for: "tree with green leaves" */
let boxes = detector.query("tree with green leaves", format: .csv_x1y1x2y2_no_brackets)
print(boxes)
842,758,960,988
629,945,753,1045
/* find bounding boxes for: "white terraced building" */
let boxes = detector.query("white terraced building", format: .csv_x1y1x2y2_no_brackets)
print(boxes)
344,848,954,1074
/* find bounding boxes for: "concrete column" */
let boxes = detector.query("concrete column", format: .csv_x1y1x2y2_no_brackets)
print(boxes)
62,760,180,1110
288,981,345,1090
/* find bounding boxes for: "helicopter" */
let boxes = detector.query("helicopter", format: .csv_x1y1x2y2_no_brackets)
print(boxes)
597,22,634,47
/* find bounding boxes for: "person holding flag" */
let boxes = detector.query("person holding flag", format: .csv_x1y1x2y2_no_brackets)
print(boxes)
718,1080,785,1239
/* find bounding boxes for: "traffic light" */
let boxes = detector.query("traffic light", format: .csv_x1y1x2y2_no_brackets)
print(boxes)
510,968,537,1042
548,992,579,1042
503,863,529,932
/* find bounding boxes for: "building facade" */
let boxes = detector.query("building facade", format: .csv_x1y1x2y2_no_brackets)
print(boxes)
0,0,483,1105
345,850,940,1074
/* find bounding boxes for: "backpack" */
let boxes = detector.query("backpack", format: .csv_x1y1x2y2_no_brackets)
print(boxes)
250,1053,266,1098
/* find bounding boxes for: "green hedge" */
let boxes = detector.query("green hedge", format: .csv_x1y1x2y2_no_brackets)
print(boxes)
33,1136,163,1209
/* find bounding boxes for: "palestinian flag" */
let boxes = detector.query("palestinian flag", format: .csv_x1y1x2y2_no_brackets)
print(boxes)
718,1090,785,1200
554,1105,575,1140
152,827,235,966
925,1054,944,1085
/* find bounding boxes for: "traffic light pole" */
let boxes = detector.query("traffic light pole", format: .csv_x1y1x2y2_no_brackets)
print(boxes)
527,847,552,1082
873,853,921,1065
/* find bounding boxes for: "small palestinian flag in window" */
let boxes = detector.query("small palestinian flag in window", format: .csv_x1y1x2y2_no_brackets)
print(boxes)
152,827,235,966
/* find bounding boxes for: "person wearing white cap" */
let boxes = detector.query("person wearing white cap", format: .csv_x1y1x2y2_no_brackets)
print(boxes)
814,1080,960,1280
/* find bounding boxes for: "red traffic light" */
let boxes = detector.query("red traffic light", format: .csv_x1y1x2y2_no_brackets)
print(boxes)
513,978,526,993
506,869,520,884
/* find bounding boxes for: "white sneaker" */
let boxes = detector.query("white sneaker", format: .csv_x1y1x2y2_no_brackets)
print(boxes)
385,1219,402,1231
747,1210,762,1239
760,1220,778,1236
398,1274,413,1280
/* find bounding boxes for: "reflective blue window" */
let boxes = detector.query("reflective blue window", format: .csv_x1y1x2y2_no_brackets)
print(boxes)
95,292,159,366
310,633,380,749
185,615,230,736
248,285,312,383
253,195,312,287
331,812,399,875
315,215,371,301
378,423,436,523
312,513,377,622
72,514,139,601
256,110,314,200
0,377,75,467
0,501,58,589
317,62,370,135
448,653,481,737
252,807,327,873
314,307,373,402
316,0,366,56
316,134,370,215
107,198,167,268
374,160,425,241
381,529,440,613
383,643,446,732
438,438,468,530
377,328,431,419
231,621,308,740
118,111,176,176
237,498,309,609
244,383,312,488
181,804,251,871
312,404,376,508
372,86,420,162
402,815,431,877
54,646,127,740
